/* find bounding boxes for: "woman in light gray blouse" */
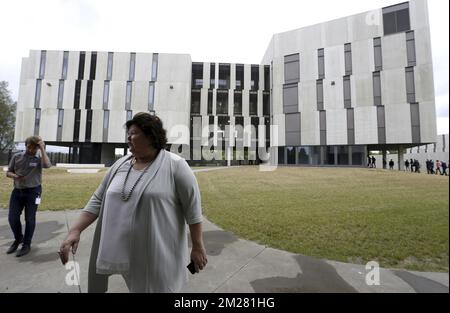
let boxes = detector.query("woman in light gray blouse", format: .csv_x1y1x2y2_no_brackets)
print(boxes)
59,113,207,292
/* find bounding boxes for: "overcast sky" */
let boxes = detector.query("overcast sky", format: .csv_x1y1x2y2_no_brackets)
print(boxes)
0,0,448,135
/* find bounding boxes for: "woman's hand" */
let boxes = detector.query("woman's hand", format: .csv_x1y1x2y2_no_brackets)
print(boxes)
190,246,208,273
59,229,81,265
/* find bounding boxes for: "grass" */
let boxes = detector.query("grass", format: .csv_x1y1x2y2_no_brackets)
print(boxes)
195,167,449,272
0,166,448,272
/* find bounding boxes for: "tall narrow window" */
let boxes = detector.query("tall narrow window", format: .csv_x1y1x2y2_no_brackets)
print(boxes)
126,110,133,121
34,79,42,108
62,51,69,79
107,52,113,80
218,64,230,89
151,53,158,81
192,63,203,88
377,106,386,144
284,54,299,84
285,113,301,146
74,80,81,109
264,65,270,91
344,43,352,75
343,76,351,108
125,81,133,110
85,80,93,110
103,110,110,142
89,52,97,80
405,67,415,103
103,81,110,109
78,52,86,80
85,110,93,142
57,79,65,109
216,90,228,115
406,31,416,67
347,108,355,145
129,52,136,81
39,50,46,79
263,92,270,116
374,38,383,71
318,49,325,79
57,109,64,141
316,79,324,110
73,109,81,142
319,110,326,146
249,92,258,116
235,64,244,90
190,90,201,115
233,91,242,115
251,65,259,90
410,102,420,143
210,63,215,89
283,84,298,114
148,82,155,111
34,108,41,135
207,90,213,115
373,71,382,106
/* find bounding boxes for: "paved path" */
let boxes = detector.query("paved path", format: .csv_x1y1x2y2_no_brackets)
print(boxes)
0,209,448,293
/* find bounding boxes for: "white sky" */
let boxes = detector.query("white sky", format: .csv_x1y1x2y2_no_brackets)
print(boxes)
0,0,448,135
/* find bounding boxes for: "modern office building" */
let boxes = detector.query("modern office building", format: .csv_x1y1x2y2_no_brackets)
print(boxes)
14,0,437,167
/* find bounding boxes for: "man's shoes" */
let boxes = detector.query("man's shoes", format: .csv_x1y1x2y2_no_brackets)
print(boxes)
16,244,31,257
6,239,23,254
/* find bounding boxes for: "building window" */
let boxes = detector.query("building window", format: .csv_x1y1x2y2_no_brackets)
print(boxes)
343,75,351,108
320,111,327,146
57,79,65,109
264,65,270,91
74,80,81,109
89,52,97,80
34,79,42,108
249,91,258,116
85,110,93,142
251,65,259,90
107,52,113,80
103,81,110,109
125,81,132,110
405,67,415,103
216,90,228,115
191,89,201,115
210,63,215,89
129,52,136,81
263,92,270,116
285,113,301,146
207,90,213,115
192,63,203,89
34,108,41,135
347,108,355,145
126,110,133,121
57,109,64,141
148,82,155,111
377,105,386,144
406,31,416,67
373,71,382,106
344,43,352,75
78,51,86,80
284,54,299,84
151,53,158,81
287,147,296,165
234,91,242,116
39,50,46,79
374,38,383,71
410,102,420,143
73,109,81,142
383,2,410,36
278,147,285,165
235,64,244,90
338,146,349,165
85,80,93,110
103,110,110,142
318,49,325,79
283,83,298,114
316,79,324,111
218,63,230,89
62,51,69,79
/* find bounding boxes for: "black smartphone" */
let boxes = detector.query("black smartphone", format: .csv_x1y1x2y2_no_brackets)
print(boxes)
187,260,196,274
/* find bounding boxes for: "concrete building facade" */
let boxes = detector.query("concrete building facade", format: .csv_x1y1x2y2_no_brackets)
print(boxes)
14,0,437,167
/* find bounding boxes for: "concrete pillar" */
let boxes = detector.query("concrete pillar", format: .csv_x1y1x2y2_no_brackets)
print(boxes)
398,147,404,171
382,150,387,169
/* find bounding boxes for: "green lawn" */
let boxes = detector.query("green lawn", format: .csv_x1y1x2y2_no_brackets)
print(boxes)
195,167,449,272
0,166,448,272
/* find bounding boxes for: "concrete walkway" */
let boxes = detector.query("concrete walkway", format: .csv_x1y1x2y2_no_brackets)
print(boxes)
0,209,448,293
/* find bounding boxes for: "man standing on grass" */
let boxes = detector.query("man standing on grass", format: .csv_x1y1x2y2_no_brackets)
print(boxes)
5,136,51,257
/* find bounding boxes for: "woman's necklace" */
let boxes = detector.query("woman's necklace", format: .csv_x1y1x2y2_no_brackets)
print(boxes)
121,157,153,201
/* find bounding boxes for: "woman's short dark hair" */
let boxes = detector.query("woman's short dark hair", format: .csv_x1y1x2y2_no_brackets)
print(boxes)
125,113,168,150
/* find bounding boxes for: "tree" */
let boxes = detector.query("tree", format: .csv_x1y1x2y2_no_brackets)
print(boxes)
0,81,16,153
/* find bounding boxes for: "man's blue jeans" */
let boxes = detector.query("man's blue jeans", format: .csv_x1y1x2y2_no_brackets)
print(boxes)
8,185,42,246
